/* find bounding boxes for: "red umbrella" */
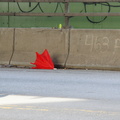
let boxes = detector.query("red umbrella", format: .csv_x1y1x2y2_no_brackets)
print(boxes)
31,49,54,69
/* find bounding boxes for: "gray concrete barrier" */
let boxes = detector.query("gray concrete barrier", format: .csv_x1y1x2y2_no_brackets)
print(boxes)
1,28,120,70
10,28,69,67
0,28,14,65
66,29,120,70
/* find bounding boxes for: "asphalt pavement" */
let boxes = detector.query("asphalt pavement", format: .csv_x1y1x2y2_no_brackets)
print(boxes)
0,68,120,120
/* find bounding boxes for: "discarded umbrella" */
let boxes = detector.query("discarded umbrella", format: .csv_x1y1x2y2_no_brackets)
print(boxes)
31,49,54,69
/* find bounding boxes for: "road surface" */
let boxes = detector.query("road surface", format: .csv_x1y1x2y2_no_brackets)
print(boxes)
0,68,120,120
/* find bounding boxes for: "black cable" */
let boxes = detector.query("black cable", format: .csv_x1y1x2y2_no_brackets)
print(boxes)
84,2,111,24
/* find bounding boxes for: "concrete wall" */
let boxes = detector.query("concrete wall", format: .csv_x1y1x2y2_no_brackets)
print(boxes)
1,28,120,70
11,28,69,67
67,29,120,70
0,28,14,65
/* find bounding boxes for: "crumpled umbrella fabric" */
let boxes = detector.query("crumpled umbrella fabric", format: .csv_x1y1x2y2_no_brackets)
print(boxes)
31,49,54,69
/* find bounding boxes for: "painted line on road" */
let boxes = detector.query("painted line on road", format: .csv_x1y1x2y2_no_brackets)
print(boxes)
0,106,12,109
0,106,49,111
0,105,120,116
63,108,120,115
16,107,49,111
0,95,120,116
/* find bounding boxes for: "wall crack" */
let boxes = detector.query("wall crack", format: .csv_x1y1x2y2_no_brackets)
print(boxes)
64,28,71,68
9,28,15,65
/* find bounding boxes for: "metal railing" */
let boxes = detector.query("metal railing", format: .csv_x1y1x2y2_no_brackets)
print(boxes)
0,0,120,2
0,0,120,28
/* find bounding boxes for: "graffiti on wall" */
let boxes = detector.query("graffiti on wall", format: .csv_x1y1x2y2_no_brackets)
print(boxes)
16,2,120,24
85,34,120,53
